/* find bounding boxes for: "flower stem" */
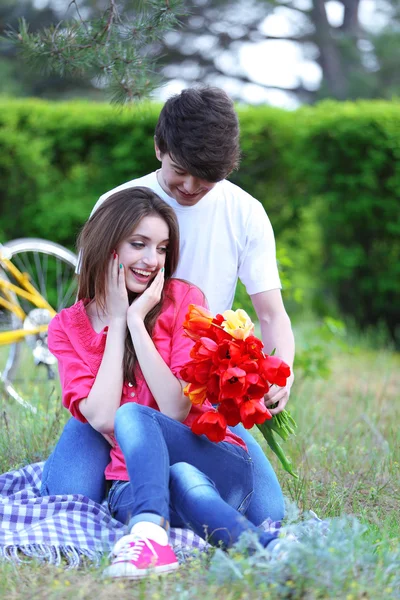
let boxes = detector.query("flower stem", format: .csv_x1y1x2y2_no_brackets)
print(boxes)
257,416,298,478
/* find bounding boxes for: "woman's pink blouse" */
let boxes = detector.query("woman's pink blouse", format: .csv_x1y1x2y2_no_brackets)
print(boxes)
48,279,247,480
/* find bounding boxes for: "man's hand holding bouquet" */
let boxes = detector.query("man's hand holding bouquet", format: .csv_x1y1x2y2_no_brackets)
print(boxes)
180,305,298,477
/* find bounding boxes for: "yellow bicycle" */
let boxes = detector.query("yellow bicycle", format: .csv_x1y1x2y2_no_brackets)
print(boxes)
0,239,78,413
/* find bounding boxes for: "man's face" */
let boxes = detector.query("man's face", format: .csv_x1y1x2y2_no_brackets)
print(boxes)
155,145,217,206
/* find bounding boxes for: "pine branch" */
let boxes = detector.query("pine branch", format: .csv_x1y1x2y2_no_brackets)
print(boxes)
6,0,185,104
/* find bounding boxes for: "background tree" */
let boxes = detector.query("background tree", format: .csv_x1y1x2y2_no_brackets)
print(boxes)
153,0,400,103
3,0,184,103
0,0,96,98
2,0,400,103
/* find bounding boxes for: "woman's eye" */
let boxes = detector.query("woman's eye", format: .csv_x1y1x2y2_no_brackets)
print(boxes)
157,247,168,254
131,242,144,249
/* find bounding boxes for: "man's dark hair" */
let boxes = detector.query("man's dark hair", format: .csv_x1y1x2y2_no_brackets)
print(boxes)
155,87,240,182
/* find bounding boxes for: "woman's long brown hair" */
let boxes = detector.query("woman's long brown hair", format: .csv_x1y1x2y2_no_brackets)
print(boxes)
77,186,180,385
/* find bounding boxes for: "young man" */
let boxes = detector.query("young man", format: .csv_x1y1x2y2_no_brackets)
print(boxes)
42,87,294,529
92,87,294,414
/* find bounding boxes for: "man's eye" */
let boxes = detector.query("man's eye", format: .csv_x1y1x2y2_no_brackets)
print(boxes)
174,169,186,175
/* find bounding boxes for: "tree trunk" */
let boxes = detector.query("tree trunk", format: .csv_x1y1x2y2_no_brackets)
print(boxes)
311,0,348,99
341,0,361,34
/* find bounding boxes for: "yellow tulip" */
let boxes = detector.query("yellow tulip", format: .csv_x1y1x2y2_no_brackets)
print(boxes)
221,309,254,340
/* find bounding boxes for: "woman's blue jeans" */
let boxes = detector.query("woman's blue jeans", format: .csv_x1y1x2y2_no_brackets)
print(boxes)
108,403,277,548
42,414,284,524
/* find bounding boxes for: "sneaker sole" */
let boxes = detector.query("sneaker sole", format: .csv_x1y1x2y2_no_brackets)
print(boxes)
104,562,180,580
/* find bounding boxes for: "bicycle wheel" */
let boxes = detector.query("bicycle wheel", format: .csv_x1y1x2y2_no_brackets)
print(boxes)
0,238,78,413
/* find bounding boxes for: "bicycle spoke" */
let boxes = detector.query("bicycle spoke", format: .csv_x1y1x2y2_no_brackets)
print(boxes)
59,273,77,309
14,253,37,291
42,252,49,301
56,256,63,310
33,251,47,300
13,253,31,280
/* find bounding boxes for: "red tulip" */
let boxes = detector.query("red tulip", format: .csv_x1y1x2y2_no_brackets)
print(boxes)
220,367,247,398
191,411,227,443
218,398,242,427
190,337,219,361
215,339,243,365
240,398,271,429
206,373,221,404
180,360,213,385
260,355,291,387
211,325,233,344
243,336,264,359
245,372,270,399
212,314,225,326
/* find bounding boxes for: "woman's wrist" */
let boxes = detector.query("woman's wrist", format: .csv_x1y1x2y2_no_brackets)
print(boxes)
108,315,128,330
127,315,146,335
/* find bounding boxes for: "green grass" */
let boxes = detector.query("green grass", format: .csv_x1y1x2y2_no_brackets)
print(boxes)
1,333,399,599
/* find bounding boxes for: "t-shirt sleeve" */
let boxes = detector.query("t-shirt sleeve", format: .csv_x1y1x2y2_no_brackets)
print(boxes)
238,200,281,295
48,316,95,423
169,284,207,378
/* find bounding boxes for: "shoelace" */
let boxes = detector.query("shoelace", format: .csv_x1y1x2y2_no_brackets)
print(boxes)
113,535,156,563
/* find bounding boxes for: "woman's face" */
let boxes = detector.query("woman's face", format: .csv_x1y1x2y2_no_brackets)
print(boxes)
116,214,169,294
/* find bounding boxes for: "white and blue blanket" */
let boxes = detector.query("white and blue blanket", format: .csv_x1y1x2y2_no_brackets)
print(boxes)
0,462,281,568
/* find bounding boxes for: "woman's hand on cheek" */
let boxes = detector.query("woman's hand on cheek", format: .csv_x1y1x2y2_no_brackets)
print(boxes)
106,254,129,321
127,268,165,328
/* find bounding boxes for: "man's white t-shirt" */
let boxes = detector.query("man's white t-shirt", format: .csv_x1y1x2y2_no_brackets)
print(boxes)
91,172,281,315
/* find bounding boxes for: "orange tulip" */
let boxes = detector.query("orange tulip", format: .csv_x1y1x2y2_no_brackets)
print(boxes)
183,304,214,340
183,382,208,405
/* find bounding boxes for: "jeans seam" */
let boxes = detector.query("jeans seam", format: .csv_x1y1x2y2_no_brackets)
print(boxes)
237,490,254,514
218,442,253,464
151,410,170,518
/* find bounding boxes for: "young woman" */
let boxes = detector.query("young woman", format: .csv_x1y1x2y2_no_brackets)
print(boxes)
46,187,279,580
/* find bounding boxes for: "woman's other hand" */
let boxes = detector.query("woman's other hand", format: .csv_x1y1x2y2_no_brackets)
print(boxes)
127,268,165,327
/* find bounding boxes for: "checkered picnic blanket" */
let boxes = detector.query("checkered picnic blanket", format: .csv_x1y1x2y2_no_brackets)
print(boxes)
0,462,208,567
0,462,281,568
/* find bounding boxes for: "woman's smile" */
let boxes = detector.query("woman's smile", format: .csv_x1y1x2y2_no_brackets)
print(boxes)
129,267,154,284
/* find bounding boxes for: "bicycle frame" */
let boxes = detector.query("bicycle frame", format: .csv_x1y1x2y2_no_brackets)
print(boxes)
0,248,56,346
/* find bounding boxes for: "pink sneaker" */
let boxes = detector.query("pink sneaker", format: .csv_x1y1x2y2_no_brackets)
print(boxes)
103,522,179,580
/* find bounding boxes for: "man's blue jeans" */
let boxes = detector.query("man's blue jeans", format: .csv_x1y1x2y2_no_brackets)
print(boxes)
42,413,284,525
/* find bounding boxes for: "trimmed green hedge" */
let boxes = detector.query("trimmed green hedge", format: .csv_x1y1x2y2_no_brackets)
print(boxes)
0,100,159,245
0,98,399,342
298,101,400,343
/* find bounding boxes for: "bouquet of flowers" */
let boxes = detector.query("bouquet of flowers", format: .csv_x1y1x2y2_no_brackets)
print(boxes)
180,305,298,477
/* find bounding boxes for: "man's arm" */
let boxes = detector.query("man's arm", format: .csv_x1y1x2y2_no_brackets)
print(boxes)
250,288,295,415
